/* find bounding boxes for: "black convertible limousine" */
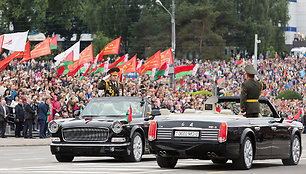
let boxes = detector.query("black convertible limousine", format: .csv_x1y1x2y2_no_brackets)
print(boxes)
148,96,303,169
49,97,157,162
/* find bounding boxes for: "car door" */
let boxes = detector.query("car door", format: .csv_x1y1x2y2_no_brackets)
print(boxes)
248,117,274,158
260,102,291,158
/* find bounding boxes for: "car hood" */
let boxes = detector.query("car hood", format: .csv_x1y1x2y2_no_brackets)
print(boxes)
61,119,115,129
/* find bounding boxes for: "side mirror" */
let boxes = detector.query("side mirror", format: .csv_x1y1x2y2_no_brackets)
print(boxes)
74,110,80,117
151,110,161,116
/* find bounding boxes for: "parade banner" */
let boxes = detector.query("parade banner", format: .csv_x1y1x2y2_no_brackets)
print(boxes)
97,37,121,61
139,50,161,76
118,55,137,74
54,41,80,66
28,37,51,60
2,31,28,51
161,48,174,65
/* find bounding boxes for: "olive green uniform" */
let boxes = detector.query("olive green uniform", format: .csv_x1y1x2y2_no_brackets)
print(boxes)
240,79,266,117
97,80,124,97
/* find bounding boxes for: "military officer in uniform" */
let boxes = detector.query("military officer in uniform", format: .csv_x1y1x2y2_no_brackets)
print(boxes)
240,65,266,118
97,67,124,96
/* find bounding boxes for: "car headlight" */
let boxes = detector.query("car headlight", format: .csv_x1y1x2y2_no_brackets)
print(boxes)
48,121,59,133
112,121,123,134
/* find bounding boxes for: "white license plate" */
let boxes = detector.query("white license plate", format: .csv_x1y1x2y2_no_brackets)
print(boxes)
174,131,199,137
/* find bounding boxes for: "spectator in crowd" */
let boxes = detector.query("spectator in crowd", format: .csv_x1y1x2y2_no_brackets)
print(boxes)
15,98,25,138
24,96,35,138
38,97,49,138
0,99,9,138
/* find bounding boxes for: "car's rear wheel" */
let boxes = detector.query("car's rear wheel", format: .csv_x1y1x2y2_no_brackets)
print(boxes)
156,155,178,168
212,158,228,164
126,132,143,162
233,136,253,170
282,135,301,165
55,154,74,162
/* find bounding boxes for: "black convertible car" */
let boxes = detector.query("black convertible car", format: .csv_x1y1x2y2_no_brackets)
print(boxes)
49,97,157,162
148,96,303,169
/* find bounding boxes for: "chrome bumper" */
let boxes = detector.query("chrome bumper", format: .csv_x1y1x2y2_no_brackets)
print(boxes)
50,142,130,147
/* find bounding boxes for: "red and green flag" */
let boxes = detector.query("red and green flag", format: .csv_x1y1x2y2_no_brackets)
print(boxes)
236,59,244,67
293,108,304,121
126,105,132,123
56,52,74,77
91,61,109,75
108,54,128,70
152,62,169,81
175,65,196,78
0,35,4,53
47,106,54,123
263,90,269,97
50,36,58,50
217,77,225,85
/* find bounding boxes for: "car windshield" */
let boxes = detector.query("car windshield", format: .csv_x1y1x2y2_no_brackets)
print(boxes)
80,100,144,120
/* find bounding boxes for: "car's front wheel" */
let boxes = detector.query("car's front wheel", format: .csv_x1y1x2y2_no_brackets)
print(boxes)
55,154,74,162
126,132,143,162
156,155,178,168
282,135,301,165
233,136,253,169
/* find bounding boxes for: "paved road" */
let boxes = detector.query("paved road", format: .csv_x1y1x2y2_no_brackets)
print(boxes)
0,135,305,174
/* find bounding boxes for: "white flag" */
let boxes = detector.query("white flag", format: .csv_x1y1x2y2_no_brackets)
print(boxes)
54,41,80,66
2,31,28,51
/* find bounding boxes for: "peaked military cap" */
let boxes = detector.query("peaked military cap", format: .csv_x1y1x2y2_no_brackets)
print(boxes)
108,67,120,75
245,65,258,75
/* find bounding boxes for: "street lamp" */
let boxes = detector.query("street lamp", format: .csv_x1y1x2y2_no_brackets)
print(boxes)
156,0,176,89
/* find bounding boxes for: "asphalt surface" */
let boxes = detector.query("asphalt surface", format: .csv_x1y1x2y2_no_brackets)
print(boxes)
0,135,305,174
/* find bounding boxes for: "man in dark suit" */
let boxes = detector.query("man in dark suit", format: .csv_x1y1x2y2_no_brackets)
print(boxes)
38,98,49,138
0,99,9,138
240,65,266,118
15,98,25,137
24,97,35,138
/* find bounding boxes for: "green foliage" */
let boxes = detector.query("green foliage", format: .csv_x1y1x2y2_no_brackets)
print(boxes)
0,0,289,59
276,90,302,100
92,31,112,57
187,90,213,97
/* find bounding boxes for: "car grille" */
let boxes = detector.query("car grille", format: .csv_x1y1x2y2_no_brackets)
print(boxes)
62,127,109,142
157,128,172,140
200,129,219,141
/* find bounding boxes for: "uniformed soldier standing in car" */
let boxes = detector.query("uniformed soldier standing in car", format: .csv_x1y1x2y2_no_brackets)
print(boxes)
240,65,266,118
97,67,124,96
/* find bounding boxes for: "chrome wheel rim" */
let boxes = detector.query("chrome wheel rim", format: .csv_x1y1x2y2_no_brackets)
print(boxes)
133,135,143,161
292,137,300,163
244,139,253,168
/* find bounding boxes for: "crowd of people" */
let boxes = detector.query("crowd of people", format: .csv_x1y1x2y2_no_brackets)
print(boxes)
0,53,305,138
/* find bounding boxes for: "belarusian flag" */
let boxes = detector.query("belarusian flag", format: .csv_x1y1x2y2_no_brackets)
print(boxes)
293,108,304,121
2,31,28,51
54,41,80,66
26,37,51,60
0,35,4,53
161,48,174,65
175,65,196,78
0,51,24,70
56,52,74,77
139,50,161,76
50,36,58,50
47,106,54,123
237,59,244,67
150,68,156,80
97,37,121,61
108,54,128,70
74,63,91,77
126,105,132,123
118,55,137,75
217,77,225,85
263,90,269,97
91,60,109,75
152,62,169,81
